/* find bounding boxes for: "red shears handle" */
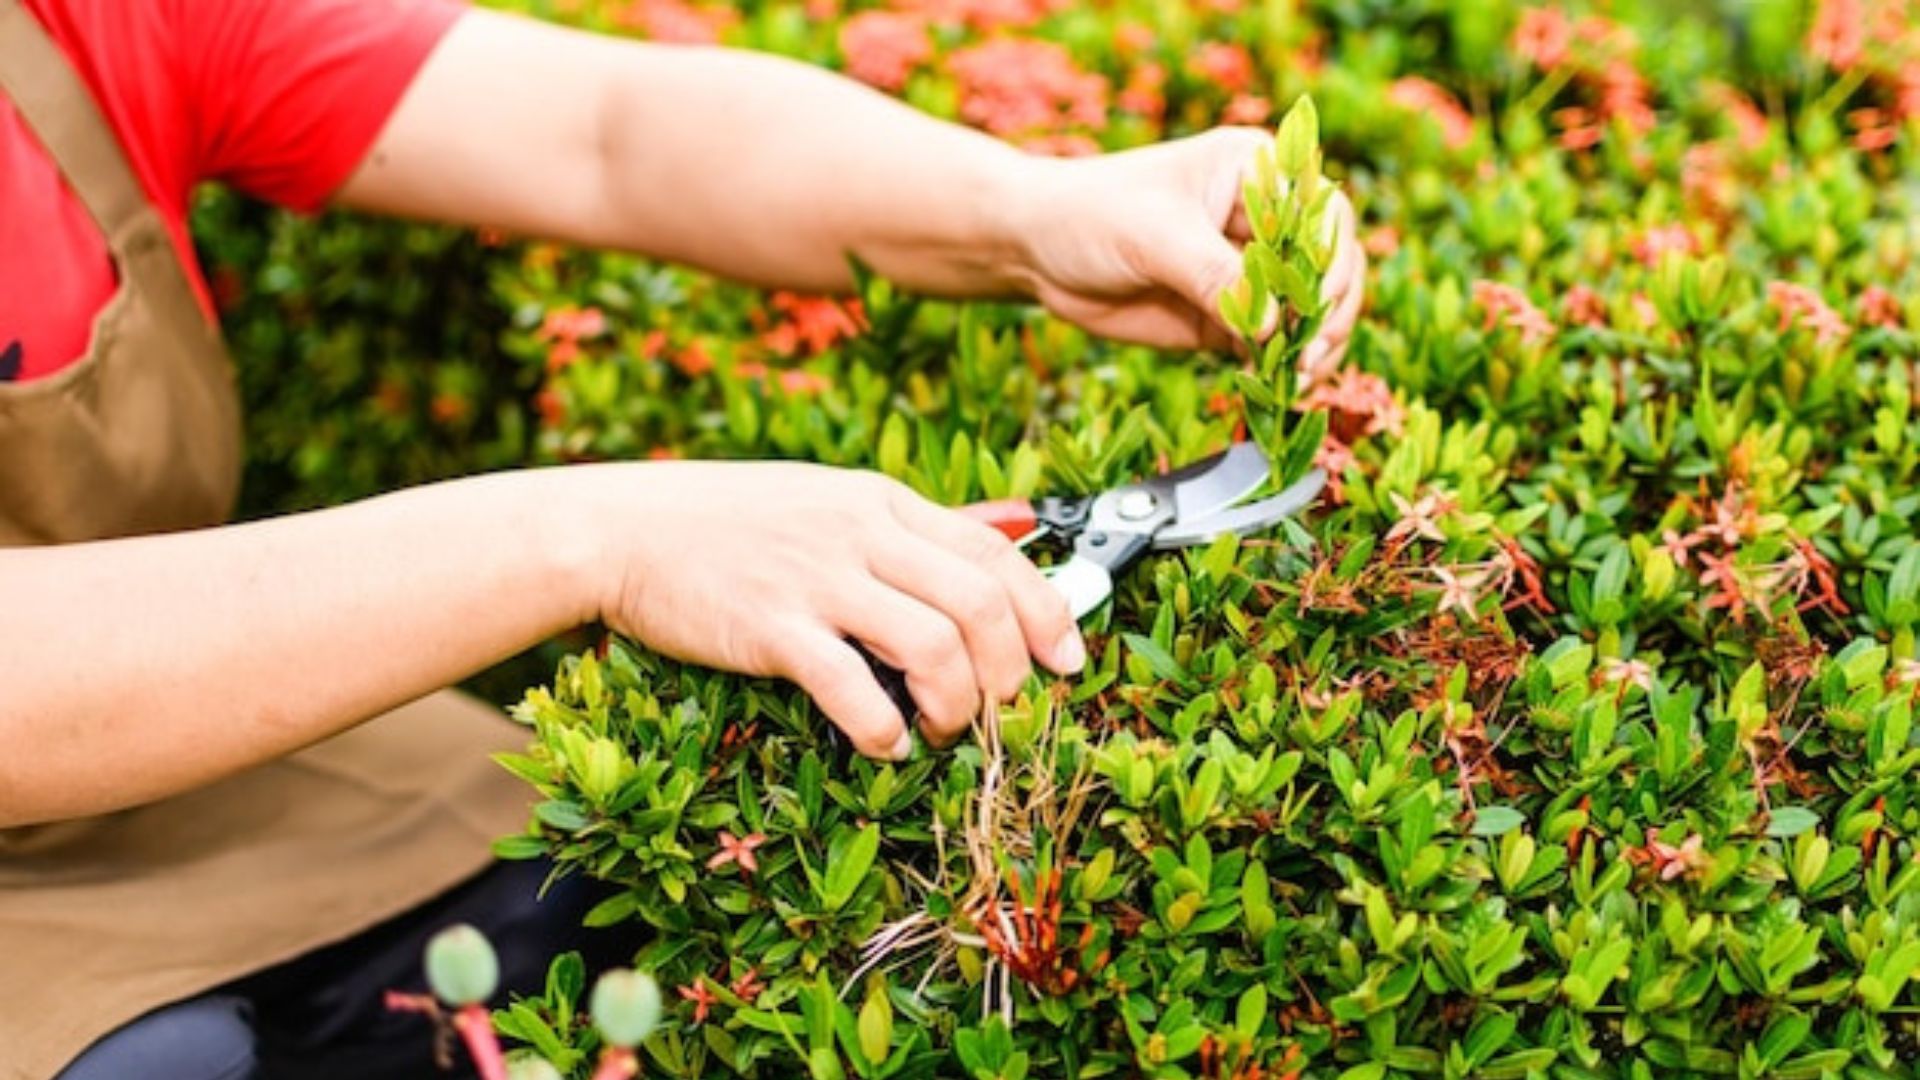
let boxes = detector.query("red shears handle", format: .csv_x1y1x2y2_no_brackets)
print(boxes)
959,499,1040,543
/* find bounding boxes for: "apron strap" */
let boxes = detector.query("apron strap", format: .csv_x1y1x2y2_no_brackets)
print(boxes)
0,0,158,245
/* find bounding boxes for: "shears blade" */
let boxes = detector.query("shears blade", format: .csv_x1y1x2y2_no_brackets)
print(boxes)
1153,467,1327,549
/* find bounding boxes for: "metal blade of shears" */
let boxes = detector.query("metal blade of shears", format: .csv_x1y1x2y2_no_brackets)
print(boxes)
1159,441,1270,524
1153,468,1327,549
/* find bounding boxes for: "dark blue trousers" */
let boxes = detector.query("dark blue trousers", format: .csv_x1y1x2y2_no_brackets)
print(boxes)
55,861,634,1080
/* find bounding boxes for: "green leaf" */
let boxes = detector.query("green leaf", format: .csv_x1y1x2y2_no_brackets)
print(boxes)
1767,807,1822,838
1471,806,1528,837
821,824,881,911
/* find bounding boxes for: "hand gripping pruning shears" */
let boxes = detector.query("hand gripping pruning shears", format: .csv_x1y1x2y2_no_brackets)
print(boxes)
857,442,1327,729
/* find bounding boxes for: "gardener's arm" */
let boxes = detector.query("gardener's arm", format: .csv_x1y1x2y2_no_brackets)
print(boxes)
336,9,1363,358
0,464,1078,827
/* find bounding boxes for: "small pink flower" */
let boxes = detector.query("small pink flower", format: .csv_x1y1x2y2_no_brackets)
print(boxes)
1660,529,1697,569
1600,657,1655,692
1386,489,1455,547
707,830,767,875
1768,281,1851,347
1472,281,1555,346
1429,566,1483,622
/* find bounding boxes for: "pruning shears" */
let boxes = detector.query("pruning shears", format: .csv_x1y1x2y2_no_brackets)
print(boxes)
857,442,1328,728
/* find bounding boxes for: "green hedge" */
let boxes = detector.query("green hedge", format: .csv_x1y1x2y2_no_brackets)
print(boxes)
197,0,1920,1075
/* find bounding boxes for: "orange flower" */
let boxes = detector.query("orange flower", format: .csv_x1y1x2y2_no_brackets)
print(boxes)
1513,6,1572,70
839,11,932,92
1706,84,1770,151
1808,0,1866,71
672,339,715,378
1767,281,1850,346
1850,107,1898,151
1472,280,1555,345
1861,285,1904,329
1363,225,1400,258
1598,60,1655,136
1298,367,1404,443
1387,77,1473,149
677,980,720,1024
536,306,608,372
1899,62,1920,121
1221,94,1271,126
1189,41,1255,95
1682,143,1737,218
1563,284,1608,327
762,292,867,356
1117,61,1167,120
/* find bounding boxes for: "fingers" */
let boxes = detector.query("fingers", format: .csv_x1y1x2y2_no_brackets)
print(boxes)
832,577,983,747
885,490,1086,679
1130,212,1260,343
765,625,916,761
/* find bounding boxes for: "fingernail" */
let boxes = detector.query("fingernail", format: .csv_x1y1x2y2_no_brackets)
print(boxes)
1054,630,1087,674
889,730,914,761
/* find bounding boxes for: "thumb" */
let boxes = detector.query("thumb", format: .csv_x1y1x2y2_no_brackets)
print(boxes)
1135,214,1272,342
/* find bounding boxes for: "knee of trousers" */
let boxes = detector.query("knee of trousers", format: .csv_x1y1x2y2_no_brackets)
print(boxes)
56,995,257,1080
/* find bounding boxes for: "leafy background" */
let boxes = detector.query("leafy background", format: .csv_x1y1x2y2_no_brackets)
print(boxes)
193,0,1920,1076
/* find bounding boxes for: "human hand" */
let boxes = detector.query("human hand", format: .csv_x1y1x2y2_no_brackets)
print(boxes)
1005,128,1364,367
573,462,1085,760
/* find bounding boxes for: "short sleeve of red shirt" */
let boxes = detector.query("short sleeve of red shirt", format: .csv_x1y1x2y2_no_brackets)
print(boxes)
29,0,465,214
3,0,464,379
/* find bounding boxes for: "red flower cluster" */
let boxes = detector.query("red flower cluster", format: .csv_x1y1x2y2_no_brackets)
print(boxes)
1767,281,1850,347
1808,0,1867,72
536,306,607,371
947,39,1110,145
839,11,933,91
762,292,867,356
618,0,736,43
898,0,1064,33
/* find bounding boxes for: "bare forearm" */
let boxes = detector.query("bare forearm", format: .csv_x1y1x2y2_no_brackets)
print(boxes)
344,12,1044,296
588,44,1038,294
0,470,598,826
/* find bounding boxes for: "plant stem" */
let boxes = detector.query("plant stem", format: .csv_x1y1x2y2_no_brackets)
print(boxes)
453,1004,509,1080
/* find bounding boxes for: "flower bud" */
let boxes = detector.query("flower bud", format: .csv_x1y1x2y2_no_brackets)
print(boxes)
425,924,500,1007
506,1057,565,1080
591,969,664,1048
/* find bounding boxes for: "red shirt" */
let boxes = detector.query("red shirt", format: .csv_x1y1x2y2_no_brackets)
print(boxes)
0,0,463,382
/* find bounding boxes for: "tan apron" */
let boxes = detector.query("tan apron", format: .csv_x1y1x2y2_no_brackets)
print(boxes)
0,4,532,1075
